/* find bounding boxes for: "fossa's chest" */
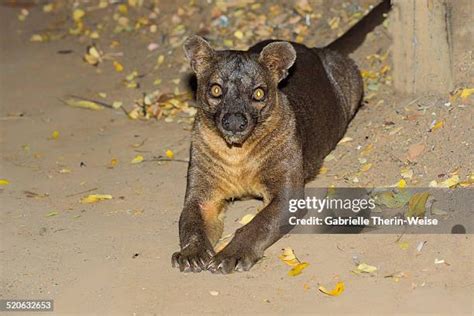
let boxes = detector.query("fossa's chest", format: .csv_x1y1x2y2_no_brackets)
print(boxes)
199,133,266,200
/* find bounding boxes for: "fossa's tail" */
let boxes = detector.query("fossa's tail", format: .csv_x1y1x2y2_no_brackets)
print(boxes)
326,0,391,55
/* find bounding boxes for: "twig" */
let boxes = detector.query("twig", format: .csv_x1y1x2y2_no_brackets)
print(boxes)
145,158,189,163
66,187,98,198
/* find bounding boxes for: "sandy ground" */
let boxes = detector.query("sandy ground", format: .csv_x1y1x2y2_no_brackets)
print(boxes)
1,1,473,315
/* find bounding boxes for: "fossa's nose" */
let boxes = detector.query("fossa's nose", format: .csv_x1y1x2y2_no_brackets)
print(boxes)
221,113,248,133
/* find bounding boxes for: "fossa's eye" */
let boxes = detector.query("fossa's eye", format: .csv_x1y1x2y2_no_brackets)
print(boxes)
210,84,222,98
253,88,265,101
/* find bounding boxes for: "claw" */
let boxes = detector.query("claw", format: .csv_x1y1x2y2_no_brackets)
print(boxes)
171,245,214,273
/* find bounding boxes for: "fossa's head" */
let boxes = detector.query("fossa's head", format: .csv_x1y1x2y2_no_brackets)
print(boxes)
184,36,296,145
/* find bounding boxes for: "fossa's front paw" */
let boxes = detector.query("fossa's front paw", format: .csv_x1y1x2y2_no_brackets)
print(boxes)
171,242,215,273
207,243,262,274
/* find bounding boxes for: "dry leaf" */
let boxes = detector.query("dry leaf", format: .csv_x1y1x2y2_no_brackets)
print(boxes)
64,98,104,111
234,30,244,39
430,120,444,132
108,158,118,169
288,262,309,277
399,241,409,250
43,3,54,12
30,34,46,42
131,155,144,164
51,130,60,140
73,9,85,22
439,175,459,188
83,45,103,66
400,167,414,179
113,60,124,72
360,144,374,156
46,211,59,217
353,263,377,274
279,247,300,267
239,214,255,225
338,136,353,144
360,163,372,172
80,194,113,204
406,192,430,218
375,190,411,208
165,150,174,159
157,55,165,66
319,281,345,296
459,87,474,100
395,179,407,188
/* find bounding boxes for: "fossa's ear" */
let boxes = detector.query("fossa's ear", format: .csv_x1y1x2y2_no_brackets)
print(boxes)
259,42,296,82
183,35,215,75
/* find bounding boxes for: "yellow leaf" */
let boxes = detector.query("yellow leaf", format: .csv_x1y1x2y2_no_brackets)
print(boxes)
360,143,374,156
399,241,409,250
59,168,71,174
319,281,345,296
430,120,444,131
460,87,474,100
165,149,174,159
353,263,377,274
80,194,112,204
328,17,340,30
51,130,60,140
30,34,45,42
118,4,128,14
108,158,118,169
288,262,309,277
46,211,59,217
43,3,53,12
73,9,85,22
439,175,459,188
127,107,141,120
319,166,328,174
83,45,102,66
400,167,413,179
89,31,100,39
0,179,10,185
64,98,104,111
239,214,255,225
157,55,165,66
406,192,430,218
112,101,122,109
131,155,144,164
396,179,406,188
113,60,124,72
360,163,372,172
234,30,244,39
338,136,353,144
126,81,138,89
279,247,300,267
